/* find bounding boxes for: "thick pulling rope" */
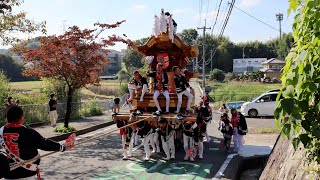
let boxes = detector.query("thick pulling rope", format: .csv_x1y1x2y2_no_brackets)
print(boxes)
9,116,151,170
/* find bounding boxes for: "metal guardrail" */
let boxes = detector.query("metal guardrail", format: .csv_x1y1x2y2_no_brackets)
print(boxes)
0,94,126,126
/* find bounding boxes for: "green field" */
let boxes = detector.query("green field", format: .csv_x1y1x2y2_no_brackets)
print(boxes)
206,81,282,109
9,80,123,101
10,81,44,91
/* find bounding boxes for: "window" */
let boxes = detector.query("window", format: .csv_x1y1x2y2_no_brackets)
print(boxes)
270,94,278,101
260,95,271,102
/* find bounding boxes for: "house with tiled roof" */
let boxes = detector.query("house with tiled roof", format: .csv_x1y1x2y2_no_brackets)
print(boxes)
260,58,286,79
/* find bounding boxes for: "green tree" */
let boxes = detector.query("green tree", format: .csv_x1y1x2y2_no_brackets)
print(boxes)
209,68,225,82
116,70,130,85
180,28,198,45
0,0,46,45
122,38,148,72
0,54,35,81
275,0,320,164
0,71,10,105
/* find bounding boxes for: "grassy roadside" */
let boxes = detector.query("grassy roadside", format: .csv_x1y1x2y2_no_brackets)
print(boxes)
207,81,282,109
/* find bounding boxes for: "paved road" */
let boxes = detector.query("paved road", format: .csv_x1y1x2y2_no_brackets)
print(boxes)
37,80,277,179
37,112,276,180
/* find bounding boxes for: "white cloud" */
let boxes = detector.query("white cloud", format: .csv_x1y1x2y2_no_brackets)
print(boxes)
172,8,191,15
239,0,261,8
132,4,147,11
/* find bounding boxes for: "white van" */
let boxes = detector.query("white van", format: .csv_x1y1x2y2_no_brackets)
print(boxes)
240,91,279,117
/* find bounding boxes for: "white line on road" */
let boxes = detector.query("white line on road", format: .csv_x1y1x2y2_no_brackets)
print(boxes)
212,153,237,180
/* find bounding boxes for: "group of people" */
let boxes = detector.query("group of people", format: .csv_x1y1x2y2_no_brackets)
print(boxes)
219,104,248,153
126,64,194,114
115,98,212,162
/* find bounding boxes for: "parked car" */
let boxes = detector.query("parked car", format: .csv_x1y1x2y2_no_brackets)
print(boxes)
266,89,280,93
241,91,279,117
226,101,245,112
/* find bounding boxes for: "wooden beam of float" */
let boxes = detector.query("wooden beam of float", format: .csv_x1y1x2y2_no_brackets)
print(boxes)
112,113,197,122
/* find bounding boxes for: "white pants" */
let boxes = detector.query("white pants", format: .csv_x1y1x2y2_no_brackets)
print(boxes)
205,123,210,141
151,132,160,152
134,131,139,145
140,84,148,101
143,134,153,159
183,134,194,155
177,90,193,112
128,83,136,101
198,141,204,157
233,128,244,152
161,133,175,158
121,134,134,158
49,110,58,126
153,90,170,112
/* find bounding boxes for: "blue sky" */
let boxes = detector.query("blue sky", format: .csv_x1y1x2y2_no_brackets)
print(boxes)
12,0,294,50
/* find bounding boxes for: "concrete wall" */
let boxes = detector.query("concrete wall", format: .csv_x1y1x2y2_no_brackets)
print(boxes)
259,137,319,180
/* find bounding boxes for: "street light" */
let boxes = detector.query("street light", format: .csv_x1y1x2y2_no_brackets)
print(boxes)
276,13,283,39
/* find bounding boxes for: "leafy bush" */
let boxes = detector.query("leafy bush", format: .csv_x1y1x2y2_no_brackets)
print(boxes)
40,79,81,103
54,125,77,133
209,69,225,82
79,100,104,117
0,71,10,105
276,0,320,164
120,84,129,95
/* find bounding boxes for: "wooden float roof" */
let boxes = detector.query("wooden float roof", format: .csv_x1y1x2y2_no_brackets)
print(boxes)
132,33,199,67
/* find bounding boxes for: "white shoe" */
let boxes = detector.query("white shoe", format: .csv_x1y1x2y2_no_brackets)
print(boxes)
162,156,170,161
156,150,161,153
128,153,132,158
174,111,179,114
184,154,190,161
139,99,143,102
171,155,175,159
186,108,193,111
151,150,156,153
144,157,150,161
190,157,195,162
199,155,203,159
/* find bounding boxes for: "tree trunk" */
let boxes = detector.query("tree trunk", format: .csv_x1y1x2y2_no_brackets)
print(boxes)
64,88,74,128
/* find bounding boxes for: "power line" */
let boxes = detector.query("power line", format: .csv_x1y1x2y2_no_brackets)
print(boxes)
219,1,235,37
210,0,235,66
210,0,223,35
216,2,229,36
233,4,280,32
205,0,210,20
198,0,203,26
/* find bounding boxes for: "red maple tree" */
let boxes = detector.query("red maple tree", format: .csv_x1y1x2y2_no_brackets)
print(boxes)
14,21,133,128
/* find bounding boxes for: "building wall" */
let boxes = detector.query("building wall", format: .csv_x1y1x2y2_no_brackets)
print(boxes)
233,58,267,74
265,72,281,79
103,51,122,75
263,63,284,70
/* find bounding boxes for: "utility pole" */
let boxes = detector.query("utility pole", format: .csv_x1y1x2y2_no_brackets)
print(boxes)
197,19,211,90
195,57,198,72
276,13,283,39
210,49,213,72
242,47,245,59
